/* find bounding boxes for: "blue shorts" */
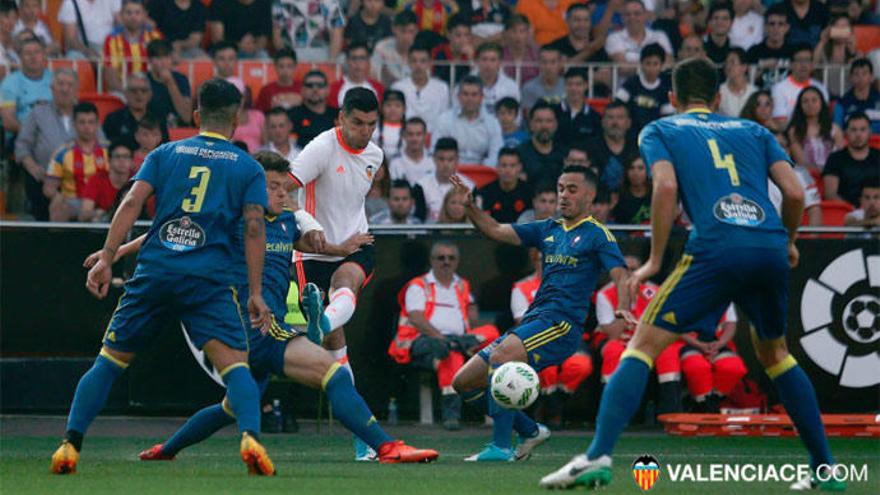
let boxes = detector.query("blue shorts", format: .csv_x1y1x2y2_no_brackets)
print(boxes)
643,247,789,341
248,317,305,382
479,316,581,371
103,272,249,353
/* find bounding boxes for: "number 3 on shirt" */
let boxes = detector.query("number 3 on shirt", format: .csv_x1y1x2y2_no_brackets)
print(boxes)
708,139,740,186
182,166,211,212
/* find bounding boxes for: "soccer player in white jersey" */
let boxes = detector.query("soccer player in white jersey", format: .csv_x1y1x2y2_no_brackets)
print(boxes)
288,87,383,460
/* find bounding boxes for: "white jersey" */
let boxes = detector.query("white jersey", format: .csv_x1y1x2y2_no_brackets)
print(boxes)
290,127,384,262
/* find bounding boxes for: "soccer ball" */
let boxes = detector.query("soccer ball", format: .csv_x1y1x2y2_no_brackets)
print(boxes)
491,361,540,410
842,295,880,344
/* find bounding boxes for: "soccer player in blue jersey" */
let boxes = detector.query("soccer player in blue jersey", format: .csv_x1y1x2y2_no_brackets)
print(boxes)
51,79,277,476
448,167,634,462
540,58,844,491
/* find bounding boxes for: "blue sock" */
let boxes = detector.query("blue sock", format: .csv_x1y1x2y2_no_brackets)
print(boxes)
770,358,834,470
221,364,261,437
513,411,539,438
324,363,393,450
162,404,234,456
487,392,515,450
66,352,127,449
586,354,651,460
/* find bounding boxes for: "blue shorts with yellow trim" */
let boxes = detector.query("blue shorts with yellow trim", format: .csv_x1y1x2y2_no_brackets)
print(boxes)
643,246,789,341
248,317,305,381
103,272,249,353
478,316,581,371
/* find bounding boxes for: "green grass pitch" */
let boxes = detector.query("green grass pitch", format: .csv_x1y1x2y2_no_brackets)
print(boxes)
2,425,878,494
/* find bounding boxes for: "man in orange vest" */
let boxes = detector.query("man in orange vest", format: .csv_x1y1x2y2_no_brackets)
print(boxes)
389,241,499,430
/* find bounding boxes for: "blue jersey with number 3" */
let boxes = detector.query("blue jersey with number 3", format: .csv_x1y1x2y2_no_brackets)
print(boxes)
133,133,268,284
638,109,789,253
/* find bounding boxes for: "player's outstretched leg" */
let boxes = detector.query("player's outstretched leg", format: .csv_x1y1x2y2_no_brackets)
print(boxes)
51,348,130,474
141,403,234,460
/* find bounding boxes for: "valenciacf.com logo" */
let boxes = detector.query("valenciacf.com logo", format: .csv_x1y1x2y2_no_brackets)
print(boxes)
632,455,661,491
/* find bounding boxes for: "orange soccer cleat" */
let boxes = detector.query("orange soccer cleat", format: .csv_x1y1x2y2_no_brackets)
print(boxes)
50,440,80,474
240,432,276,476
139,444,175,461
377,440,440,464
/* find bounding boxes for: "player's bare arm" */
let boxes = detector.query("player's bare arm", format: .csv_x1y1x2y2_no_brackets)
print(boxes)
297,232,374,258
243,203,271,333
84,234,147,268
451,175,522,245
609,266,637,326
769,160,806,268
631,160,678,295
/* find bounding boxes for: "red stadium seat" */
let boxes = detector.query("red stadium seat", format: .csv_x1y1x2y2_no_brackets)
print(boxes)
458,165,498,188
175,60,215,96
820,200,854,226
588,98,611,115
854,25,880,54
79,92,124,121
808,167,824,199
49,59,97,95
241,61,274,100
168,127,199,141
869,135,880,150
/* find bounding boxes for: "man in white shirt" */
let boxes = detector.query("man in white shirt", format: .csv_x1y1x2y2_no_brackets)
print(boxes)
58,0,120,58
413,137,475,222
729,0,764,50
471,42,519,116
521,45,566,114
371,10,418,85
432,76,504,167
389,117,434,186
771,44,829,123
605,0,673,67
391,44,449,133
261,107,300,163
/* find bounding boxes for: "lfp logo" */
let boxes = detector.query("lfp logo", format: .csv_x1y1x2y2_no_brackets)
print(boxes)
632,455,661,491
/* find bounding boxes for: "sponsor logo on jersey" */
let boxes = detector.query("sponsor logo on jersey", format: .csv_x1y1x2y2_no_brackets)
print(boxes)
713,193,765,227
159,216,206,252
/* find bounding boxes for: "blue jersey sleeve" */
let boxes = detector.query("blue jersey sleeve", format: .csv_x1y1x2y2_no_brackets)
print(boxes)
133,147,161,188
512,220,546,248
638,122,673,169
761,126,791,167
595,233,626,273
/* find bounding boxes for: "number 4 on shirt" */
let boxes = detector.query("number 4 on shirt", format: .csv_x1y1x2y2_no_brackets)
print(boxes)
708,139,740,186
182,166,211,213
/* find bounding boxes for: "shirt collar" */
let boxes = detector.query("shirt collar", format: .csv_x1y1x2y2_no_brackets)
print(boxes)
426,269,460,287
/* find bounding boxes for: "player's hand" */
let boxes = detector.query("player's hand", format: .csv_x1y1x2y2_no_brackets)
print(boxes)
86,257,112,299
83,249,103,269
614,309,639,327
449,175,474,206
303,230,327,253
339,233,374,256
787,242,800,268
629,258,660,300
248,293,272,334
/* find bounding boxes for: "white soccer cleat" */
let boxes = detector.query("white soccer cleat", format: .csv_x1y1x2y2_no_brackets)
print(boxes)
515,423,551,461
539,454,613,489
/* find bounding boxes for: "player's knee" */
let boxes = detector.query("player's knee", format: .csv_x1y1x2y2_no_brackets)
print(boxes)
754,340,790,369
488,337,526,366
101,346,134,365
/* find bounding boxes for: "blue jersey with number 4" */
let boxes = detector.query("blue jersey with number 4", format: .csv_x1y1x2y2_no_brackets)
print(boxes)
133,133,268,285
638,109,789,253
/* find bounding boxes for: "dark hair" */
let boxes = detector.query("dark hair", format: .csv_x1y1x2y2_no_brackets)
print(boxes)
434,137,459,154
303,70,327,83
844,111,871,129
393,10,418,26
498,147,521,161
121,0,145,8
604,100,629,115
390,179,413,193
622,154,650,194
707,2,734,20
639,42,665,62
137,113,161,131
73,102,98,118
273,47,297,64
476,41,503,58
147,39,173,58
504,14,530,30
534,183,557,198
787,86,832,143
408,43,431,56
850,57,874,75
765,3,787,21
561,165,598,188
108,139,135,156
383,89,406,106
739,89,771,123
564,67,588,81
859,176,880,195
529,100,557,121
540,44,562,56
672,57,719,106
346,39,371,56
198,78,243,126
459,74,483,91
342,87,379,115
495,96,519,113
18,34,45,50
233,140,249,151
0,1,17,15
404,116,427,131
446,12,471,31
790,42,813,57
565,2,590,18
210,41,237,57
266,106,292,122
593,185,612,204
726,47,747,65
253,150,290,174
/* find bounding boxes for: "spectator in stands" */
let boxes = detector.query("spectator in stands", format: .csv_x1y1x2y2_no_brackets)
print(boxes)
272,0,345,61
15,68,79,221
0,36,50,134
781,0,828,46
403,0,457,36
392,44,449,132
586,101,637,191
555,68,602,145
147,0,206,59
768,130,823,226
102,0,161,93
345,0,391,51
393,240,499,430
786,86,843,172
459,0,510,41
590,186,613,223
103,73,167,151
703,2,733,64
438,188,469,223
432,13,475,86
472,41,519,116
369,179,421,224
824,113,879,207
432,76,503,167
515,0,575,46
547,3,608,64
495,97,528,148
254,49,301,113
475,147,532,222
0,1,17,76
211,42,246,93
605,0,673,67
611,155,650,225
372,89,406,159
677,33,706,60
146,40,192,126
516,184,557,223
833,59,880,134
14,0,59,55
501,14,539,83
746,5,793,67
413,137,475,222
730,0,763,50
718,48,757,118
372,11,419,85
288,70,338,147
844,178,880,227
771,44,829,123
740,89,781,132
79,140,134,222
563,144,591,169
232,89,265,152
813,16,860,98
615,43,673,132
262,107,300,163
518,100,566,189
389,117,434,186
328,41,385,108
365,160,391,219
208,0,271,57
58,0,120,59
521,45,565,113
43,103,108,222
132,113,163,167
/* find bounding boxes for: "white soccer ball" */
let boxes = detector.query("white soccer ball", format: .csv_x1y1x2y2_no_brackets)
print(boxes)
490,361,540,410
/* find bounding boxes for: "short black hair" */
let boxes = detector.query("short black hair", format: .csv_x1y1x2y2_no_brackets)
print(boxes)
253,150,290,174
109,139,135,156
565,2,590,18
446,12,471,31
434,137,458,154
346,40,371,56
850,57,874,75
459,74,483,91
790,42,813,57
393,10,418,26
498,147,521,161
73,102,98,118
137,113,161,131
495,96,519,113
529,100,557,121
266,106,292,122
0,1,17,15
409,42,431,56
534,183,557,198
390,179,413,193
504,14,530,30
561,165,598,188
540,44,562,56
672,57,719,106
476,41,503,58
342,87,379,115
198,78,242,125
640,42,665,62
845,111,871,129
564,67,588,81
708,2,734,19
303,70,328,83
765,3,787,21
147,39,173,58
604,100,629,115
859,176,880,195
727,47,747,64
210,41,237,57
593,185,612,204
405,116,427,131
273,47,297,64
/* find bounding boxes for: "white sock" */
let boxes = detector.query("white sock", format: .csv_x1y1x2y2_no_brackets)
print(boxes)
328,346,354,383
325,288,356,331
